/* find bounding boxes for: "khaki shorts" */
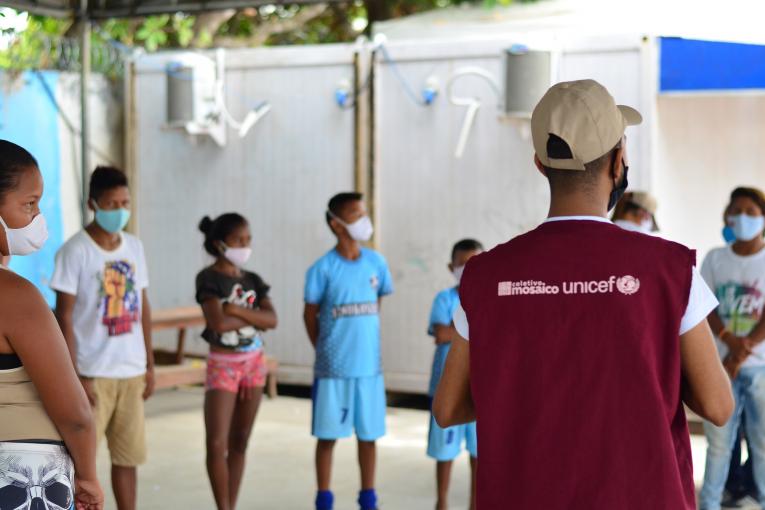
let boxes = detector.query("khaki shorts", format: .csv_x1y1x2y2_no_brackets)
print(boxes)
93,375,146,467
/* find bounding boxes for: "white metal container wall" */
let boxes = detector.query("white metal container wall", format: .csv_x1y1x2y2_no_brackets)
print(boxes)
374,37,651,393
131,45,357,383
654,94,765,261
55,72,124,237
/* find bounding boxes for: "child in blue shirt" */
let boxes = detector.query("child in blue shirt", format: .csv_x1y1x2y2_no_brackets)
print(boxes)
428,239,483,510
303,192,394,510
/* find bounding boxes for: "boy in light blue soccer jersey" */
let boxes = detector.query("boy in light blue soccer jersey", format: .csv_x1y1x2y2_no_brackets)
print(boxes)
428,239,482,510
303,192,393,510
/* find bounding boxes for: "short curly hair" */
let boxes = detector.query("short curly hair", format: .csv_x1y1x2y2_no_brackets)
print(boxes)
730,187,765,216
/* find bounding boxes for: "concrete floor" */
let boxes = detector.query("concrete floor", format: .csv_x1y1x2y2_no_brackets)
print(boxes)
96,387,474,510
95,387,759,510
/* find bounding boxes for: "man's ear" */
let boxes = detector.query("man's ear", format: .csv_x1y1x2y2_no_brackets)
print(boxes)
87,198,97,213
448,262,454,273
329,217,346,237
610,146,625,181
534,154,547,177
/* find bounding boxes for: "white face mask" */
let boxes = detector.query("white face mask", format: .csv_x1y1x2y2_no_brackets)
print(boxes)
347,216,374,242
330,212,374,242
223,246,252,267
0,214,48,256
452,265,465,283
615,218,652,234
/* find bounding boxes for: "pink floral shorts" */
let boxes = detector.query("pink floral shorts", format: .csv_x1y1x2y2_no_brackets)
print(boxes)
206,350,267,393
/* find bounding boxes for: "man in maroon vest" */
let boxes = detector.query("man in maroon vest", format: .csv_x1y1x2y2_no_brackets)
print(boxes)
433,79,734,509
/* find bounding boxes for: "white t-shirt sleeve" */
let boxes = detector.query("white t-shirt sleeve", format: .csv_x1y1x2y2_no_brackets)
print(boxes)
679,266,719,335
700,251,716,290
453,304,470,341
50,240,81,295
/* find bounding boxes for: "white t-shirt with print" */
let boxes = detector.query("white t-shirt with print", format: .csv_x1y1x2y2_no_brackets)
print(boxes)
701,245,765,368
51,231,149,378
454,216,719,340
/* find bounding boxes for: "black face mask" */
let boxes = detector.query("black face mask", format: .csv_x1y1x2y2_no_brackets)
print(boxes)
608,158,629,211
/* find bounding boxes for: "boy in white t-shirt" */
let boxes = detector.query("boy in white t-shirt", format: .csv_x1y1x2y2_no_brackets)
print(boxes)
699,186,765,510
52,166,153,510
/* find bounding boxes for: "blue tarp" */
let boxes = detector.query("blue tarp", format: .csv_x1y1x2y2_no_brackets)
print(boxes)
0,71,64,306
660,37,765,92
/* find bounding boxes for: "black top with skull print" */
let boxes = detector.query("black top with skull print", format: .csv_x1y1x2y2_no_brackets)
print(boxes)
195,267,271,350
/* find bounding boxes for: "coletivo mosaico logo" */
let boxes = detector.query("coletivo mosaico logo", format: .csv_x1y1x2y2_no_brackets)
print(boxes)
498,275,641,297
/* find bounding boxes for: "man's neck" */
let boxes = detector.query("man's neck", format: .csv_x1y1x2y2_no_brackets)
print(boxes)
732,238,765,257
335,238,361,261
547,197,609,219
85,222,121,250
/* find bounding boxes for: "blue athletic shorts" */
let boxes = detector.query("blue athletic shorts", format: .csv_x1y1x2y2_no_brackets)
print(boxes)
311,374,386,441
427,413,477,461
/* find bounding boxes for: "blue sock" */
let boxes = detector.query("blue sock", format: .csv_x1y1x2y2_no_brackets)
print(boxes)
358,489,378,510
316,490,334,510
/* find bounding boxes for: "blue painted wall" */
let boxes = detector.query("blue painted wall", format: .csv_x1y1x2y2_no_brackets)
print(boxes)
0,71,64,305
661,37,765,92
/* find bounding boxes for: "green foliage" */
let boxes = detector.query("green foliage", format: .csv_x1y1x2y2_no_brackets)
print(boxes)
196,29,214,48
0,14,70,70
101,19,131,42
0,0,539,72
172,15,196,47
135,14,169,51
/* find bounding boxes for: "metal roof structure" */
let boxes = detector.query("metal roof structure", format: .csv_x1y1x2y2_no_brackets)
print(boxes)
2,0,338,19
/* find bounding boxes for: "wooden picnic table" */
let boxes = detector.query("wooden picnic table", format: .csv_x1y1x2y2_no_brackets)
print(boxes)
151,306,206,365
151,306,279,397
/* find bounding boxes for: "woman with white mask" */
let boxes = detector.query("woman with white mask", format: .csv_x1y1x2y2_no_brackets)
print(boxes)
0,140,103,509
611,191,659,234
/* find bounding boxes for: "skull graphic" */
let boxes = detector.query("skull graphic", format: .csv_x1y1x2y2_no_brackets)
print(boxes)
0,444,73,510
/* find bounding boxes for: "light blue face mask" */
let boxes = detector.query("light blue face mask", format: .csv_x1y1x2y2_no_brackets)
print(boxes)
94,205,131,234
728,214,765,242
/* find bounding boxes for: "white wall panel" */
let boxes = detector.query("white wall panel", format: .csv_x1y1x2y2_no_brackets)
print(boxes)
655,94,765,261
132,46,356,383
375,37,649,392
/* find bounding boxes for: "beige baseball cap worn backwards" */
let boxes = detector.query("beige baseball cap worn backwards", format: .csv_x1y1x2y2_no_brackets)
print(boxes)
531,79,643,171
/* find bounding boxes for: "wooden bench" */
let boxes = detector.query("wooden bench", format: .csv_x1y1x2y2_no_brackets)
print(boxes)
152,306,206,365
151,306,279,397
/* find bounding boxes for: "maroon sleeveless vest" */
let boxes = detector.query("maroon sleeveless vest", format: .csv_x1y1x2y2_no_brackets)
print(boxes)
460,220,696,510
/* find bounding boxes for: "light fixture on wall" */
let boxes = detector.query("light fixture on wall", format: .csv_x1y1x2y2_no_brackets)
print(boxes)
166,49,271,147
334,35,440,110
335,79,353,108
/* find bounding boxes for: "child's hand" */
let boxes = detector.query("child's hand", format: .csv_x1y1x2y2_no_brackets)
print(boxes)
723,354,743,379
74,476,104,510
723,332,753,362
